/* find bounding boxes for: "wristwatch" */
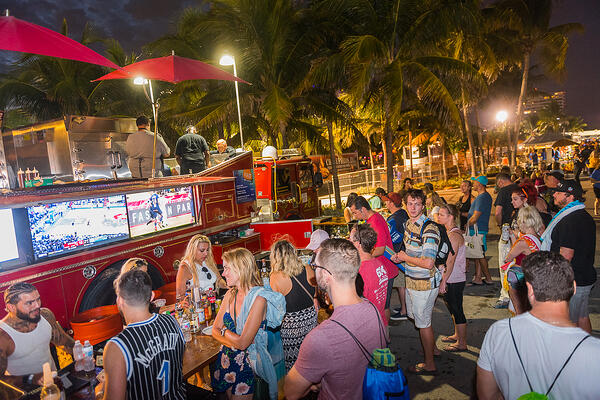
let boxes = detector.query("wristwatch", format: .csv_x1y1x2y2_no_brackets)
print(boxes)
221,327,227,336
23,374,34,386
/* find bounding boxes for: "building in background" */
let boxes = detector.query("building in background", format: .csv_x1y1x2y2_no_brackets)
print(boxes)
523,90,566,115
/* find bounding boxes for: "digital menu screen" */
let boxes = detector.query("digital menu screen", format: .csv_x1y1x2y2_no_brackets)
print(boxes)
0,209,19,263
126,186,195,237
27,195,129,260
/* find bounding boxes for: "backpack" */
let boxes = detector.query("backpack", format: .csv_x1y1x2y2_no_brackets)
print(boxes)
403,218,454,267
331,302,409,400
509,318,590,400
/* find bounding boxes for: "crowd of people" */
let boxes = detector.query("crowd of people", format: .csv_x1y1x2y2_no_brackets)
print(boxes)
2,167,600,399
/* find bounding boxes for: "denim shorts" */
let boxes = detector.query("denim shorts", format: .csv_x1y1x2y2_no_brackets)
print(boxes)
569,284,593,322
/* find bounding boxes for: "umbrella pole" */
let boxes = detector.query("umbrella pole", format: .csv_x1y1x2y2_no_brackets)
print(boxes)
148,79,158,179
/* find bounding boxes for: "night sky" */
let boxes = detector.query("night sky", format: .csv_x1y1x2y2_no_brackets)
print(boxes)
2,0,599,128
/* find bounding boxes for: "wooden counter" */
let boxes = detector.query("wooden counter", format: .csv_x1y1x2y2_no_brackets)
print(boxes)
182,331,221,379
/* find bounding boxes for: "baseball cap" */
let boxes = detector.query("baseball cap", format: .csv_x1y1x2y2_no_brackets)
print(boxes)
381,192,403,206
544,170,565,180
305,229,330,251
470,175,488,186
554,179,583,198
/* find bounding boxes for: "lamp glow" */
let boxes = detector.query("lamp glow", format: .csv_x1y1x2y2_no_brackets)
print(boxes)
496,110,508,123
133,77,147,85
219,55,235,66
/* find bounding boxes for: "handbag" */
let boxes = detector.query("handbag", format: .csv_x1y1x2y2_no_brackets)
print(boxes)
464,224,484,259
331,302,410,400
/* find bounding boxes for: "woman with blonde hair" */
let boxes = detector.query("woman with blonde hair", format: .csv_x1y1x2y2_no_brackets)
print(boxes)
269,240,317,371
176,234,225,298
212,248,285,399
501,205,543,314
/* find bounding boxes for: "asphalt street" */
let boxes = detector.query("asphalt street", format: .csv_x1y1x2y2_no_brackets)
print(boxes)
387,179,600,399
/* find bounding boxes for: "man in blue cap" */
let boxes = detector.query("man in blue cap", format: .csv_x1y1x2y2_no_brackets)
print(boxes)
466,176,493,285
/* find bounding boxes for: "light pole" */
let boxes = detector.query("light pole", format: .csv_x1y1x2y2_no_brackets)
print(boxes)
219,54,244,149
496,110,510,166
134,76,160,178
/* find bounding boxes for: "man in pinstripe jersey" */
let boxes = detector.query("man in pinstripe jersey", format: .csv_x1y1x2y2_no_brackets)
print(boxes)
95,269,186,400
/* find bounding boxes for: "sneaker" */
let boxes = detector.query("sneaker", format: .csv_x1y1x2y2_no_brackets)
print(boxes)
493,300,509,309
390,311,408,321
392,305,402,313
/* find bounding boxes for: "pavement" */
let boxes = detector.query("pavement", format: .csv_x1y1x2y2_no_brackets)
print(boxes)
384,179,600,399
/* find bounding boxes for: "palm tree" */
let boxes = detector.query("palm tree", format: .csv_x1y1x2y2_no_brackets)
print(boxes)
318,0,485,192
493,0,583,167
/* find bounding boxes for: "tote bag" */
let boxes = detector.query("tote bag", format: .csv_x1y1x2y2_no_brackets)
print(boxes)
464,225,484,259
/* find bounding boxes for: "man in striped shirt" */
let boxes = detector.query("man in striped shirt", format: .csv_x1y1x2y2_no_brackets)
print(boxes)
392,189,440,375
96,269,186,400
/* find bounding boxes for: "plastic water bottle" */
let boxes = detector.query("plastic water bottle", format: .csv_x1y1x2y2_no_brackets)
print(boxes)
40,362,61,400
73,340,84,371
82,340,95,372
180,315,192,342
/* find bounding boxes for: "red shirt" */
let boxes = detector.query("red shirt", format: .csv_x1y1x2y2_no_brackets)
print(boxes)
359,258,389,325
367,212,399,279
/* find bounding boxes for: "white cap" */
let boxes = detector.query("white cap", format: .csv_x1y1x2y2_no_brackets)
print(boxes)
305,229,329,251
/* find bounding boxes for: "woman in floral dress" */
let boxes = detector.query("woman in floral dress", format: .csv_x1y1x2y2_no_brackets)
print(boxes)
211,248,267,398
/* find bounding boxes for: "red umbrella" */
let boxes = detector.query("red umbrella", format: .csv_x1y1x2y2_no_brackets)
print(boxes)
93,54,250,178
93,54,248,84
0,14,119,69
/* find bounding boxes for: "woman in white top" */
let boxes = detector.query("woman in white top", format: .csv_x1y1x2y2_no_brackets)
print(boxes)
176,234,226,298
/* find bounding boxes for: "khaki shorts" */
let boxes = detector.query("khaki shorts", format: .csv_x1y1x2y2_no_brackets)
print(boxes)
393,271,405,288
406,287,439,328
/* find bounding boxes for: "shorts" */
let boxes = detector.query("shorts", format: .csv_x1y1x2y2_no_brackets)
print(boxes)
393,271,405,288
594,187,600,199
405,287,439,328
385,278,394,309
569,284,593,322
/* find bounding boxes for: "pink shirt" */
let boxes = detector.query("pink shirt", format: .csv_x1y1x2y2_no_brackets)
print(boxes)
359,258,389,326
294,301,384,399
367,212,399,279
447,227,466,283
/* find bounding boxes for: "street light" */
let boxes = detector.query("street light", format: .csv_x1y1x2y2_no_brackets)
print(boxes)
496,110,508,123
219,54,244,149
134,76,159,178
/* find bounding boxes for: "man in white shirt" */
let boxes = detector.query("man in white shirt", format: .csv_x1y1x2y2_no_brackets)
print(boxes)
477,251,600,400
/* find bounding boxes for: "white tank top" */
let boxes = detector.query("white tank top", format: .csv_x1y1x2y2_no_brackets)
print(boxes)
189,261,217,291
0,315,55,375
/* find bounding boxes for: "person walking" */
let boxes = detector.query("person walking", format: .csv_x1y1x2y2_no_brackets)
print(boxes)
455,180,473,229
437,204,467,352
466,176,493,285
540,179,597,333
269,240,317,372
477,252,600,400
493,173,519,308
391,189,441,374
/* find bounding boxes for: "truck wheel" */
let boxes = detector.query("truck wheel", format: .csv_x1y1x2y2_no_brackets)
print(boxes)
78,261,165,312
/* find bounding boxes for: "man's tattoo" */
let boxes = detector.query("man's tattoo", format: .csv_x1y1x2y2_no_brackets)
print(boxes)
0,347,7,376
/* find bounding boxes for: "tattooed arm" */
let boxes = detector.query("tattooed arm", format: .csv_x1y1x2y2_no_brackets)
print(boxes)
40,308,74,355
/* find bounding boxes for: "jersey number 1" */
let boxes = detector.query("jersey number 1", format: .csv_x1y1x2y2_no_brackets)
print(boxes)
157,360,170,395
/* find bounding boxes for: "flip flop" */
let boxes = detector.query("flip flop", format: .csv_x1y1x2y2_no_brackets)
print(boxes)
482,280,493,285
469,281,484,286
444,344,468,352
407,364,438,376
440,336,457,343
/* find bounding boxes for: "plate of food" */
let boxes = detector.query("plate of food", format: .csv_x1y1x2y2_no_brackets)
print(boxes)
202,325,213,335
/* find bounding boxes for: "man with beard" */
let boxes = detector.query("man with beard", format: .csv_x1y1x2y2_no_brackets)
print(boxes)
0,282,74,387
540,179,597,333
285,239,382,400
543,170,564,215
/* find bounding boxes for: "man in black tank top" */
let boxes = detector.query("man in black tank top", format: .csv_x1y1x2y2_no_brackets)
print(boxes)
96,270,186,400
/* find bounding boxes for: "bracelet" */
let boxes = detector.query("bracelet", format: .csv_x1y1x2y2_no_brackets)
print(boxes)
221,327,227,336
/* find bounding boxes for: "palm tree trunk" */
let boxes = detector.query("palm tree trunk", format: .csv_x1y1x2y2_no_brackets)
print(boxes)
408,128,414,178
513,52,531,168
474,107,485,173
327,121,342,210
441,136,447,181
218,122,224,140
367,134,376,187
384,118,394,193
461,89,476,176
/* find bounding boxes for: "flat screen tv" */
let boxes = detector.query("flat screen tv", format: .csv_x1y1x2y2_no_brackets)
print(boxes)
27,195,129,260
126,186,195,238
0,208,20,264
